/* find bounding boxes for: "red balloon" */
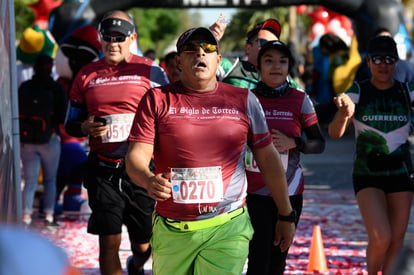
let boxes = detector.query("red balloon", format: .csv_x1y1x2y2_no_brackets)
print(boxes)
340,15,353,32
28,0,62,29
296,5,307,15
308,6,330,25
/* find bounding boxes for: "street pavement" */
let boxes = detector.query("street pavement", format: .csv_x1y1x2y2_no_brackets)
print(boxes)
288,128,414,274
29,128,414,275
301,128,355,191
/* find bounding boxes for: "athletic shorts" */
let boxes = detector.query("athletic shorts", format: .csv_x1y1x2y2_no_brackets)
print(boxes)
151,207,253,275
84,153,155,243
353,174,414,195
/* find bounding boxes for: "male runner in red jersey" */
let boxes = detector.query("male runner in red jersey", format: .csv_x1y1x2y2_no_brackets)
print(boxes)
64,10,169,275
126,26,294,275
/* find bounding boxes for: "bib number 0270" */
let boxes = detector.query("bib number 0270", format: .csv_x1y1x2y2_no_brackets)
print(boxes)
171,167,224,204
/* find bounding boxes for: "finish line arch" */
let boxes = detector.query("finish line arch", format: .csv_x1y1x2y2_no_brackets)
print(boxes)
48,0,406,52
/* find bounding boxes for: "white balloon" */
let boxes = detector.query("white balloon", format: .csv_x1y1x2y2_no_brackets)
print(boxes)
328,19,341,33
337,28,351,46
312,22,326,37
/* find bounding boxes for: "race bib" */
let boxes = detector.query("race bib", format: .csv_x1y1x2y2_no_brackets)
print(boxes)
245,151,260,172
100,113,135,143
171,167,224,204
279,151,288,171
245,150,288,172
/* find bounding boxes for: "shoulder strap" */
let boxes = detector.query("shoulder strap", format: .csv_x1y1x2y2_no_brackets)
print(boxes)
403,82,411,103
398,81,413,133
222,58,239,79
223,59,259,84
351,80,362,102
399,81,411,107
355,81,361,94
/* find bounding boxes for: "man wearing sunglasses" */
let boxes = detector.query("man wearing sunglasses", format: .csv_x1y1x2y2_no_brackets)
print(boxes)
222,19,301,91
126,27,295,275
64,10,169,275
222,19,281,89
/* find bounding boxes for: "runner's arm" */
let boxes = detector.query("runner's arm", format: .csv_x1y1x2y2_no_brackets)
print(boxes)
297,124,325,154
252,143,295,252
126,141,172,201
64,100,88,137
328,93,355,139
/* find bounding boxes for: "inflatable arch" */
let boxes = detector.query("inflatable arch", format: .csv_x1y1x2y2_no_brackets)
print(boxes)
47,0,408,52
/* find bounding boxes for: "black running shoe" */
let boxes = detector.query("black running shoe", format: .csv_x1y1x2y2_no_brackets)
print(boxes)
44,220,60,227
126,255,144,275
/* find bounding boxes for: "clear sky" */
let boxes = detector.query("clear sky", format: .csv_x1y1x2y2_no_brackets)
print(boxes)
189,8,237,26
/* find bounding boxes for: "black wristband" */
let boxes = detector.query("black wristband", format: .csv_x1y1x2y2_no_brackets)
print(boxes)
278,210,297,223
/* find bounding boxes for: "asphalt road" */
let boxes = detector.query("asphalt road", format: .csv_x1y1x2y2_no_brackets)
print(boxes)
301,128,355,191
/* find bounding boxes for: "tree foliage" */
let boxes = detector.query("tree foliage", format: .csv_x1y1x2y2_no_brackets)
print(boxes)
220,7,312,57
127,8,191,57
14,0,35,40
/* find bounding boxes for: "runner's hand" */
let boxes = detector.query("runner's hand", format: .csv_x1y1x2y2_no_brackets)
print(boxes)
82,116,109,137
271,129,295,152
209,13,228,40
333,94,354,119
274,220,296,252
147,172,172,201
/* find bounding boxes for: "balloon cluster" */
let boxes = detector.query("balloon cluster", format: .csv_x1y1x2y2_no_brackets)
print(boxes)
17,0,101,73
17,25,58,65
28,0,62,30
298,6,354,45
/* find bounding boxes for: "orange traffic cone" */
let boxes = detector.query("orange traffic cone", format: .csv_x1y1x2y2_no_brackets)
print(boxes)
307,225,328,273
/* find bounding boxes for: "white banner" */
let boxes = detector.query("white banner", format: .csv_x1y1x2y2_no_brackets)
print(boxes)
0,0,21,223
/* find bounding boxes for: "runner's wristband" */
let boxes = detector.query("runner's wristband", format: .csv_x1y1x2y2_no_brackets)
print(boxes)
278,210,297,223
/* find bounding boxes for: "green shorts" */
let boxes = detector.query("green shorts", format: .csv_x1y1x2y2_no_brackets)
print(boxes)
151,207,253,275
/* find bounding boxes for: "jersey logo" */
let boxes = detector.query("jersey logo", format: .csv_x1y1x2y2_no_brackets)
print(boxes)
112,20,122,26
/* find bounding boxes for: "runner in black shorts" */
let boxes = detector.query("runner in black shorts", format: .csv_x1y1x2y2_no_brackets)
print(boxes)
353,174,414,194
64,10,169,275
329,35,414,274
85,153,154,242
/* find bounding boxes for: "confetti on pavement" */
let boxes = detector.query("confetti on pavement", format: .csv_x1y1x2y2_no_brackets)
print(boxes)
30,189,414,275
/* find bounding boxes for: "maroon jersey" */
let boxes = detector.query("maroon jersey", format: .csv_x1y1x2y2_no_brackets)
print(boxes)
128,81,272,220
69,54,168,156
246,87,318,196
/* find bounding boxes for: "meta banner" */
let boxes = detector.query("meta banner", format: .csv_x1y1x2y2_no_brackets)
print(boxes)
180,0,297,7
62,0,404,52
92,0,358,11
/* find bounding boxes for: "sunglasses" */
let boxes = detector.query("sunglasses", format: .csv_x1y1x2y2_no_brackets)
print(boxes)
180,42,217,53
250,38,269,47
257,38,269,47
370,55,397,65
101,34,129,43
